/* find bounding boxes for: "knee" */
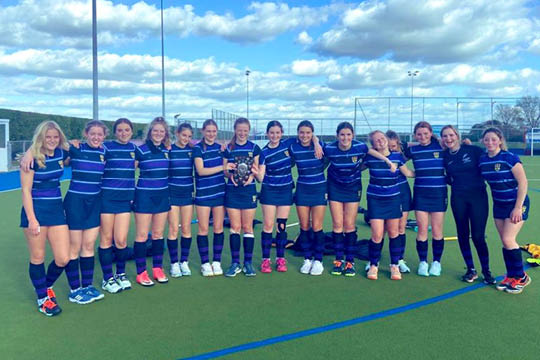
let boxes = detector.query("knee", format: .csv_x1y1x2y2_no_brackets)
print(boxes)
181,229,192,238
30,252,45,264
82,242,94,254
242,224,253,234
55,256,70,267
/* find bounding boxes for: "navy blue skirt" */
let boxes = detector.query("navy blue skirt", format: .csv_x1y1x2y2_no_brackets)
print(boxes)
225,185,257,209
493,195,530,220
170,187,194,207
134,189,171,214
399,182,413,212
367,195,402,220
413,191,448,212
20,200,66,228
294,182,327,207
327,179,361,203
101,197,132,214
64,192,101,230
195,196,224,208
259,184,293,206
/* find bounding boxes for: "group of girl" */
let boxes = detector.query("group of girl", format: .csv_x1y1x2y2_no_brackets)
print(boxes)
20,116,531,317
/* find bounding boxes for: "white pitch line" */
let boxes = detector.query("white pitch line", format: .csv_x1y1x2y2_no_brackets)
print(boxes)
286,222,299,228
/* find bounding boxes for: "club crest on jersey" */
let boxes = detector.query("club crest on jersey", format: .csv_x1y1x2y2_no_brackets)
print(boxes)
494,163,501,171
188,152,192,158
522,205,527,214
100,154,105,162
252,195,257,203
433,152,439,158
248,151,253,157
351,156,358,163
58,160,64,168
130,152,135,159
284,150,289,157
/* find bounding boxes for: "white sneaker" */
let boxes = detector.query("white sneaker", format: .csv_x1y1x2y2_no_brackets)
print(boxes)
170,262,182,278
180,261,192,276
417,261,429,277
300,259,313,274
102,277,123,294
115,273,132,290
201,262,213,277
364,262,370,272
310,260,324,276
212,261,223,276
429,261,442,276
398,259,411,273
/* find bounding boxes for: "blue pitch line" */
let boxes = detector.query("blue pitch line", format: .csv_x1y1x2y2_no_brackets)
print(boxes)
180,265,532,360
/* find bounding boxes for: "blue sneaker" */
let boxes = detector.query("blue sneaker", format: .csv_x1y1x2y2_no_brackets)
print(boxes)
68,288,94,305
243,262,256,277
83,285,105,301
225,262,242,277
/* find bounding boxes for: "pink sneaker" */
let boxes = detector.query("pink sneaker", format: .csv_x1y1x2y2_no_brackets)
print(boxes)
276,257,288,272
261,258,272,273
152,267,169,283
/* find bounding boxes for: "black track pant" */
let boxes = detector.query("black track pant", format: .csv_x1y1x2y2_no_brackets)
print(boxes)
450,189,490,271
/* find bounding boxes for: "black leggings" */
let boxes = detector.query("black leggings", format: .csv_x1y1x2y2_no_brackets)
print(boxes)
450,189,490,271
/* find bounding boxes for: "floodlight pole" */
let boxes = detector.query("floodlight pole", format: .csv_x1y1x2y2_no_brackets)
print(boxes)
92,0,98,120
408,70,419,140
160,0,166,118
246,70,251,119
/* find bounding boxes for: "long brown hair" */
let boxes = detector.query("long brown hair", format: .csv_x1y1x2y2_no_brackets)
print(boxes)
229,117,251,151
145,117,171,148
201,119,218,151
482,127,507,151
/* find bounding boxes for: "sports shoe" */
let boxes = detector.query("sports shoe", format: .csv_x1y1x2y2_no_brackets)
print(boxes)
201,262,213,277
115,273,132,290
364,262,371,272
461,268,478,283
504,273,531,294
225,262,242,277
310,260,324,276
300,259,313,274
417,261,429,277
260,258,272,273
496,276,513,291
212,261,223,276
243,262,257,277
276,257,287,272
102,277,123,294
68,288,94,305
344,262,356,277
170,262,182,278
152,267,169,283
367,265,378,280
180,261,192,276
429,261,442,276
84,285,105,301
136,270,155,287
46,287,58,304
38,297,61,317
331,260,344,275
390,264,402,280
398,259,411,273
482,271,496,285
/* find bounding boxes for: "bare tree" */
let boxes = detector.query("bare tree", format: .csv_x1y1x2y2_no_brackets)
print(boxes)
494,104,521,129
516,96,540,129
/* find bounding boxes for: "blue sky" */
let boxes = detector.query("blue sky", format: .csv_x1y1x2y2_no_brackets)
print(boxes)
0,0,539,133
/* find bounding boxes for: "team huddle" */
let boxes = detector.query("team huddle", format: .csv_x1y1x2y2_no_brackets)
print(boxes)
20,116,531,317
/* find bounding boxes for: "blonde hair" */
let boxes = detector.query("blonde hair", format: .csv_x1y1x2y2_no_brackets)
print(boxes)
368,130,387,147
145,117,171,148
482,127,507,151
440,125,461,150
29,121,69,168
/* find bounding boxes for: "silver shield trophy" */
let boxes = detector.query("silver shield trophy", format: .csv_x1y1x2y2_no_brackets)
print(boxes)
233,155,254,186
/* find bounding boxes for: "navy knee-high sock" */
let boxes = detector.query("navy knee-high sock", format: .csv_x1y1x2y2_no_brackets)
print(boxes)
399,233,407,260
230,233,241,263
432,238,444,262
46,260,64,288
197,235,209,264
333,232,344,261
389,236,401,265
152,238,165,269
65,259,80,290
416,239,428,262
243,234,255,264
115,247,128,275
344,231,357,263
299,229,312,260
29,263,47,300
180,236,192,262
134,242,147,275
507,248,524,278
313,230,325,262
98,247,114,280
167,238,179,264
276,218,287,258
261,231,273,259
79,256,95,288
213,232,224,262
369,239,384,266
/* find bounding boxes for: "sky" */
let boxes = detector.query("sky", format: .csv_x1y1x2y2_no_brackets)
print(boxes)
0,0,539,131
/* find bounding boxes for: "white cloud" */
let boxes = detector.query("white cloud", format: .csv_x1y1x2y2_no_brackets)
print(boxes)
312,0,537,63
295,31,313,45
